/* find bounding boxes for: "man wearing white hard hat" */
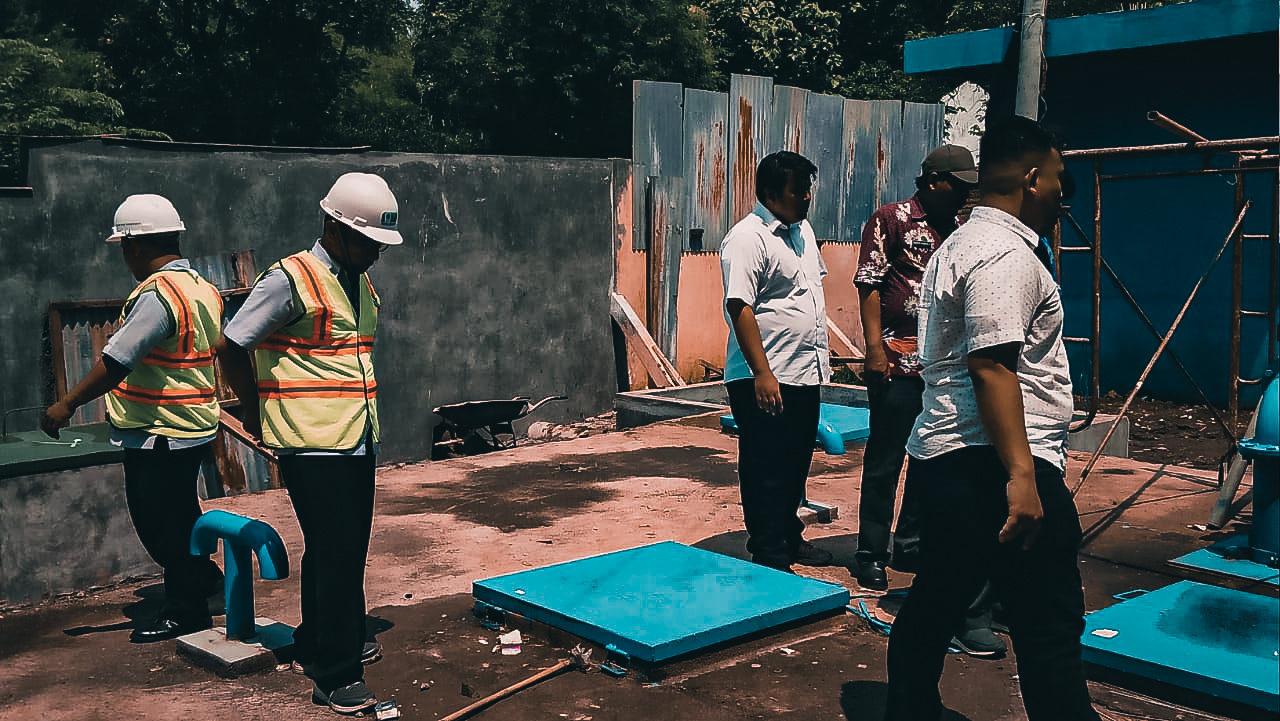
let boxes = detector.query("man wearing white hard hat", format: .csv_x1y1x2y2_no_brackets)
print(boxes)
42,194,225,643
216,172,402,715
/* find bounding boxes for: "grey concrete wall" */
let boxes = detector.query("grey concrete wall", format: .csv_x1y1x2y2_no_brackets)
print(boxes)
0,464,157,606
0,139,621,463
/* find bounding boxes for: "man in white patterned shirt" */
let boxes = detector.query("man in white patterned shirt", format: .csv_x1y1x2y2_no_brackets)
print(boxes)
884,117,1099,721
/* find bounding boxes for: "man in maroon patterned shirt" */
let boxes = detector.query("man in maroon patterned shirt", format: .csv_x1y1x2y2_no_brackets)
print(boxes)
852,144,1005,655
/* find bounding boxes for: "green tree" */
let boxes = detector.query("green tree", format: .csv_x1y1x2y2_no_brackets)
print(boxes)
327,36,453,153
414,0,718,157
0,38,164,183
700,0,844,93
100,0,413,146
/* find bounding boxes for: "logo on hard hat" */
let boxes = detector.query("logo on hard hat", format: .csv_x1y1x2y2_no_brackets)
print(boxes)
380,211,398,229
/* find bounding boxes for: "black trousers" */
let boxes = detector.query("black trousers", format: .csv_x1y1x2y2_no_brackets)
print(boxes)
122,441,222,620
885,447,1099,721
726,379,820,566
280,453,376,691
855,375,924,564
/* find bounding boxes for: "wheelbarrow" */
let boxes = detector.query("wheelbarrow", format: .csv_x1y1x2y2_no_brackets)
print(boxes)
431,395,567,459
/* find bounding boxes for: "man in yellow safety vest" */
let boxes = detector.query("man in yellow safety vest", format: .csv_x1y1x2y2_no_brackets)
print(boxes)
42,194,225,643
215,172,401,716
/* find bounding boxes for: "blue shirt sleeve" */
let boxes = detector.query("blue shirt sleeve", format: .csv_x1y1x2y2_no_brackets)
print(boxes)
102,291,173,369
222,269,299,350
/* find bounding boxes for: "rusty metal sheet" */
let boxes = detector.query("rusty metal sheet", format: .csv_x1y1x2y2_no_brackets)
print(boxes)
902,102,946,197
647,176,685,362
48,303,123,426
728,74,774,224
771,85,809,154
872,100,906,213
803,92,846,242
683,89,729,251
633,80,685,250
841,98,877,242
188,251,257,291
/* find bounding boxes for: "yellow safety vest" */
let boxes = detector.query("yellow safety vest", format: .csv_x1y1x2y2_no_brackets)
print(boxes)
255,250,380,450
106,268,223,438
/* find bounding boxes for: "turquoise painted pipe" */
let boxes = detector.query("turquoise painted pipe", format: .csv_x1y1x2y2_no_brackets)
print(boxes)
1238,372,1279,564
190,510,290,641
816,422,846,456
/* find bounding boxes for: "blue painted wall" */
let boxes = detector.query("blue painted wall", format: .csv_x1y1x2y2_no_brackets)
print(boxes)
1044,32,1278,406
907,0,1278,406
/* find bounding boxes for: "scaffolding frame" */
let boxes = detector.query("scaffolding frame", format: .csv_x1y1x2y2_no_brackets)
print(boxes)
1055,133,1280,470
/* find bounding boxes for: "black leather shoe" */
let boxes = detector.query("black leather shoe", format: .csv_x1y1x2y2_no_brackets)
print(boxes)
130,615,212,643
793,541,834,566
855,561,888,591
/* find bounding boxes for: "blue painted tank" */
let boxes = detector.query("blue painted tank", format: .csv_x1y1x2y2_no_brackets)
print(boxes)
1237,373,1279,565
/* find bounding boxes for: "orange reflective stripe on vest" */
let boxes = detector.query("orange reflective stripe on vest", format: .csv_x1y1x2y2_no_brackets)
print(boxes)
106,268,222,438
254,250,380,450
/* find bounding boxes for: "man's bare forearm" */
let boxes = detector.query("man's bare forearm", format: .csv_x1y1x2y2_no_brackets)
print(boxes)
857,287,883,351
726,300,773,380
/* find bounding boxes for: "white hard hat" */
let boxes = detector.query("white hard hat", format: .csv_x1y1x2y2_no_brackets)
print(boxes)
107,194,185,242
319,173,403,246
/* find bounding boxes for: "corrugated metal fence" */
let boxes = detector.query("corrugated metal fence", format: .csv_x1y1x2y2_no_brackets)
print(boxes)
632,74,945,251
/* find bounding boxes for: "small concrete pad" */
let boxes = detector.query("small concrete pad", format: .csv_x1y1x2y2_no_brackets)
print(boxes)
1168,535,1280,585
176,617,295,676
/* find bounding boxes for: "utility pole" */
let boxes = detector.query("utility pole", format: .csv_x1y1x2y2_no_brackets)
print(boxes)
1015,0,1047,119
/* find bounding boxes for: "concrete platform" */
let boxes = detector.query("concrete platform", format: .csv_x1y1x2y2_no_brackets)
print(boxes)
176,617,296,677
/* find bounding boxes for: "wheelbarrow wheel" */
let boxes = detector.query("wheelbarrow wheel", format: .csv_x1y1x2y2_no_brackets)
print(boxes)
431,424,509,460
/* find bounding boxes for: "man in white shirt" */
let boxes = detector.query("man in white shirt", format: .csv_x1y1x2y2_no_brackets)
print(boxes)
721,151,833,573
885,117,1099,721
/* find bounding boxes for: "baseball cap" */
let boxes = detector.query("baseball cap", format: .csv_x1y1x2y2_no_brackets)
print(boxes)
921,145,978,185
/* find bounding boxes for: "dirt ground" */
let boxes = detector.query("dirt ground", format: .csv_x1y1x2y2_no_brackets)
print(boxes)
1,409,1272,721
1088,392,1254,471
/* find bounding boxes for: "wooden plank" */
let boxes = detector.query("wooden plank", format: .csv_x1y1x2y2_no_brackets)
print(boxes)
610,292,685,388
647,176,685,363
803,92,846,242
771,85,809,154
827,320,865,360
683,88,729,251
727,74,774,224
633,80,685,250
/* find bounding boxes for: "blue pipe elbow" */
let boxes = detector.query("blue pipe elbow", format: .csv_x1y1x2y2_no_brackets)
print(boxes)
190,509,290,580
816,423,846,456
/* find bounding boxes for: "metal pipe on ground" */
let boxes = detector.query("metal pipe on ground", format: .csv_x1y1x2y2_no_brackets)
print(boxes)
438,646,592,721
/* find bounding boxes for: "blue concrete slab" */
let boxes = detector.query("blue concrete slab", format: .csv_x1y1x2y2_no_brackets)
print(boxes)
1082,581,1280,712
1168,535,1279,586
473,541,850,664
720,403,870,455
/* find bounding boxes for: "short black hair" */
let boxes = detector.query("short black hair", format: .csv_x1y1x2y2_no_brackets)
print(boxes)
979,116,1062,180
755,151,817,205
127,232,181,255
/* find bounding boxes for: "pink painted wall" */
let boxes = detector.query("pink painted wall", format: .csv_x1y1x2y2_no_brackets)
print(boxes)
616,241,866,386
